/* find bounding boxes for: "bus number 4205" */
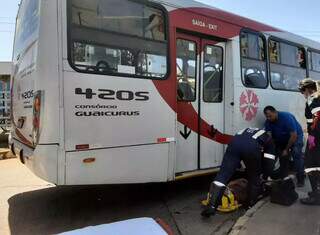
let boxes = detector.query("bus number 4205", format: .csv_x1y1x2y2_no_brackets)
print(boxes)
75,88,150,101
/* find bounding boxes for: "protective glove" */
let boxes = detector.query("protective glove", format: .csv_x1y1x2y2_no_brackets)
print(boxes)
308,135,316,150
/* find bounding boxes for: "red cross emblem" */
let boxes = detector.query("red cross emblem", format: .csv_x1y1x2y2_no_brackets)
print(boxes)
239,90,259,121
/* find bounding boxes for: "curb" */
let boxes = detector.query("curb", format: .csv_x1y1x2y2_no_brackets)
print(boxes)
228,198,269,235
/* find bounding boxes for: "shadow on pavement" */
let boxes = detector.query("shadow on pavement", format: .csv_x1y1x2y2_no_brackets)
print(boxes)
0,130,8,148
8,176,214,235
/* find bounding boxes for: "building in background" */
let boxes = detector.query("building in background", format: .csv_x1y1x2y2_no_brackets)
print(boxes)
0,62,11,130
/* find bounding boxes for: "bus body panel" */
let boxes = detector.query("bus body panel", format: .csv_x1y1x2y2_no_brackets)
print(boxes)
223,39,237,136
233,85,306,135
12,0,60,146
11,0,61,184
65,143,172,185
63,71,176,151
36,0,60,144
11,41,38,147
60,0,176,184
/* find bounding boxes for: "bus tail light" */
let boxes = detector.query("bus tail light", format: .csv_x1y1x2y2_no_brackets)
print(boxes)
32,91,43,146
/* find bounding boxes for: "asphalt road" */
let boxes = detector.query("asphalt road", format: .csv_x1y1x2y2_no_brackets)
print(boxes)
0,158,245,235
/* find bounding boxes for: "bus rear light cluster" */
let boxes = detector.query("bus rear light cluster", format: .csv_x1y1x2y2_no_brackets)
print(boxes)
32,91,43,146
33,116,39,128
34,95,41,113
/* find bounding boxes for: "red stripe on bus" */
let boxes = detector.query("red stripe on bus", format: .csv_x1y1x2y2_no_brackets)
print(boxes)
153,7,280,145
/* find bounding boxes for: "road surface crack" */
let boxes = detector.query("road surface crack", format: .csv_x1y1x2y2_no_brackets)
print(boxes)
161,197,183,235
211,217,234,235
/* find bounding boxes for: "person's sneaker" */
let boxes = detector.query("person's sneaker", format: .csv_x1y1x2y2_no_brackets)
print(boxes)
300,196,320,205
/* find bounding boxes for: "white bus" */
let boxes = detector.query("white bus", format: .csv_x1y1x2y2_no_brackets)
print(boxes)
10,0,320,185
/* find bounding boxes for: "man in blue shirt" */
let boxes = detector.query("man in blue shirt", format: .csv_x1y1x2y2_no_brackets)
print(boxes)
264,106,305,187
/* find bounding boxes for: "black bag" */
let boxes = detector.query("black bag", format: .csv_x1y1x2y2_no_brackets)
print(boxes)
270,178,298,206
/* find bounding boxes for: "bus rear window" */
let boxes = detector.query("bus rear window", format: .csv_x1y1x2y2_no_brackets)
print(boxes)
13,0,40,60
69,0,168,79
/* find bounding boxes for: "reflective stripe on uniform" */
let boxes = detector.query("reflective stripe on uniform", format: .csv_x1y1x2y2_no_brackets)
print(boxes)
240,161,246,169
264,153,276,160
214,181,226,187
252,130,266,139
307,119,313,123
284,175,295,181
236,129,246,135
311,107,320,115
305,168,320,174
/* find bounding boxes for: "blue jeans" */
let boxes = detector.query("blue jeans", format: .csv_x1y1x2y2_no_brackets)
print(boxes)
277,140,304,179
292,140,304,178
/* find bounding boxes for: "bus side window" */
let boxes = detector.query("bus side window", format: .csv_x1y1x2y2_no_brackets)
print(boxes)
269,40,307,91
308,50,320,80
240,31,268,88
203,45,223,103
176,39,197,102
145,13,165,41
269,40,280,64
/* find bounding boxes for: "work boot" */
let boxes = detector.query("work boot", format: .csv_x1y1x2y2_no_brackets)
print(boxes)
300,194,320,205
308,191,316,197
201,181,225,218
308,174,318,196
297,175,305,188
307,173,320,196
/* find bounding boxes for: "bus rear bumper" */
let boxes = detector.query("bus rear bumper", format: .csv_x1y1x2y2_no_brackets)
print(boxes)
11,140,174,185
12,139,59,184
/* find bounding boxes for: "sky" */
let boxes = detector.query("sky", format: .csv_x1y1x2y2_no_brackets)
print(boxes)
0,0,320,61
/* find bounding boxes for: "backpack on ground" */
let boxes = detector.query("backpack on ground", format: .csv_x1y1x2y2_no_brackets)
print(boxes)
270,177,298,206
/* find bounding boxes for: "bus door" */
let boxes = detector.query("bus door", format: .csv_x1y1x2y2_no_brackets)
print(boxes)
199,40,225,169
176,33,225,173
176,34,200,173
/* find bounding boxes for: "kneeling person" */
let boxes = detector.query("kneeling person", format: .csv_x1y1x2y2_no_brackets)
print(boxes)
263,106,304,186
201,127,276,217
